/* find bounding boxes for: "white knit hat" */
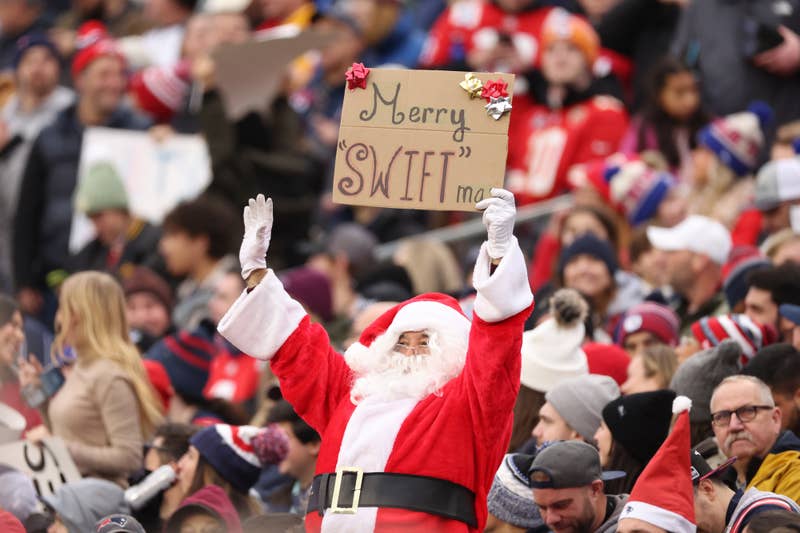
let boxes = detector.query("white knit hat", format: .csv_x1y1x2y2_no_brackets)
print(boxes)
521,289,589,393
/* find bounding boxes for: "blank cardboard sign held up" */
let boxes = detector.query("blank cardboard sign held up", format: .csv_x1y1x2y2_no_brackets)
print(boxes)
332,69,514,212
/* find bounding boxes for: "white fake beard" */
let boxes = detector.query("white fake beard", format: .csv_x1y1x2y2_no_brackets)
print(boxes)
349,332,467,403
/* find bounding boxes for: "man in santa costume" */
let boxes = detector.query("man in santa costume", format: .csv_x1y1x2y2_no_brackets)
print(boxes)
218,188,534,532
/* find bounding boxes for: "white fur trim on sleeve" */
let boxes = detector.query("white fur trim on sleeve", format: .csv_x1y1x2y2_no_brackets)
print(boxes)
472,236,534,323
217,270,307,360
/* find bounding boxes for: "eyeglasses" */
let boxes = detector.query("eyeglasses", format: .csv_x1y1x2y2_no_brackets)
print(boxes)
710,405,773,427
393,343,430,356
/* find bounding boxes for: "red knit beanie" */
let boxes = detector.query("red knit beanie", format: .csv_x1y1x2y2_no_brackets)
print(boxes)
71,21,125,80
583,342,630,387
130,60,191,124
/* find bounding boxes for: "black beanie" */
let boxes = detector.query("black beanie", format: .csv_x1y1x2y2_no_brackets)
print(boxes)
602,389,676,464
558,233,619,281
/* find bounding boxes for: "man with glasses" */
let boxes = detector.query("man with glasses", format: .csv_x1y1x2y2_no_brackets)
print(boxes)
709,375,800,503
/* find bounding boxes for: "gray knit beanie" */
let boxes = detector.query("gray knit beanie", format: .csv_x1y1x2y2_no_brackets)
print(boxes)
545,374,620,440
669,339,742,423
487,454,545,530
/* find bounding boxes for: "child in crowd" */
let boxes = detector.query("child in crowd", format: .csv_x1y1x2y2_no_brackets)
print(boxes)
620,57,710,180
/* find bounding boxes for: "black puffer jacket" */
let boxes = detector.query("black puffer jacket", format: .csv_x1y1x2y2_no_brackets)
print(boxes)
13,104,150,290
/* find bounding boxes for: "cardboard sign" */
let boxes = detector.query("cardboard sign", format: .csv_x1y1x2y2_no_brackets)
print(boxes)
332,69,514,212
213,27,334,120
0,437,81,498
69,127,212,253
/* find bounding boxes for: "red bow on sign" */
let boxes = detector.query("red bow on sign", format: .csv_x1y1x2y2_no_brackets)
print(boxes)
481,79,509,102
346,62,370,90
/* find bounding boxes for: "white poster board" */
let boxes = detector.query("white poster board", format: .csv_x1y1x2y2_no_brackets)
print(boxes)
70,127,212,253
0,437,81,498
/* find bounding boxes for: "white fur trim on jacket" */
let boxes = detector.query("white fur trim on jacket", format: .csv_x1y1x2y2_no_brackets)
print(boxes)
217,270,307,360
472,236,534,323
343,301,470,376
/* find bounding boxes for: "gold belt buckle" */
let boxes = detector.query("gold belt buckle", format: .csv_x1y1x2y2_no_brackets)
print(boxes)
330,466,364,514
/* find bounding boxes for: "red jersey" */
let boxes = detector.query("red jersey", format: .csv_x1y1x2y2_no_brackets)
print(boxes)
506,92,629,204
419,1,554,70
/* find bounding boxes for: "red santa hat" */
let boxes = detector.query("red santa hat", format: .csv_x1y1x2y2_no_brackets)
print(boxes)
130,60,192,124
71,21,125,80
619,396,696,533
344,293,471,375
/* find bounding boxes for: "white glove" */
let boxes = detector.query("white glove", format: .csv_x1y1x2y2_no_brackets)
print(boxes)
240,194,273,279
476,187,516,259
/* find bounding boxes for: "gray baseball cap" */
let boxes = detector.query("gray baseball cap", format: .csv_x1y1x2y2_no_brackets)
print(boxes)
754,157,800,211
528,441,625,489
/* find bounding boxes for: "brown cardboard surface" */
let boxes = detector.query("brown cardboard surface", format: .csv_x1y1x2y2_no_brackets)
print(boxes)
213,28,333,120
333,69,514,211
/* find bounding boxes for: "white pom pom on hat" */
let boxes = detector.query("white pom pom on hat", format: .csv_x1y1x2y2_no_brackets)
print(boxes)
672,395,692,414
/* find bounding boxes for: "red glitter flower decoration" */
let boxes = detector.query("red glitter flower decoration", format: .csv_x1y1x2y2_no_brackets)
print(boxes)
346,62,370,90
481,79,509,102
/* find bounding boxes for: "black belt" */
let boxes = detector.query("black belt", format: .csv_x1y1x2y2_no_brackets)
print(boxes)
307,468,477,528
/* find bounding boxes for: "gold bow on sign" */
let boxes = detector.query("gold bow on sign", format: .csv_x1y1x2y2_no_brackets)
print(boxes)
459,73,484,99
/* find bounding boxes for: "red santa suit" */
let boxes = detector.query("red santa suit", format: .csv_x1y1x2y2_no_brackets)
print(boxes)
219,238,534,532
506,91,629,204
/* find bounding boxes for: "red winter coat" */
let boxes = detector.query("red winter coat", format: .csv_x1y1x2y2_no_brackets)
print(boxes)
506,92,629,204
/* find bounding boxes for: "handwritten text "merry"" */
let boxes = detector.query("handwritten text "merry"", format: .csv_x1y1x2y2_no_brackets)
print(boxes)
358,83,471,143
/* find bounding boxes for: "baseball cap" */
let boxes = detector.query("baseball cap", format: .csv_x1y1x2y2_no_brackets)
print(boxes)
754,157,800,211
646,215,732,265
690,450,736,485
528,441,625,489
780,304,800,325
95,514,145,533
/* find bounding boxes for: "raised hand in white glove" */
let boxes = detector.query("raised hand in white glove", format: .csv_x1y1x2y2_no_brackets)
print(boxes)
240,194,273,280
476,187,516,260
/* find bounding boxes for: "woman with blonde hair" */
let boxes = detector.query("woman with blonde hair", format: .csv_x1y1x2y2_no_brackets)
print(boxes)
21,271,163,486
620,345,678,395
